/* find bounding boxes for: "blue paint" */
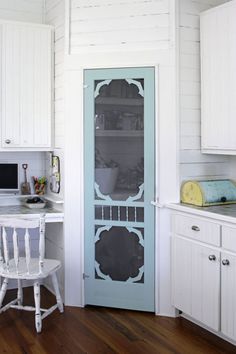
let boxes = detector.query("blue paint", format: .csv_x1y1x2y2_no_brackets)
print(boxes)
84,67,155,312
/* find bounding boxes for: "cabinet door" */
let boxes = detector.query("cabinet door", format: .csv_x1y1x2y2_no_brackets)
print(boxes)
200,2,236,153
191,243,220,331
172,237,220,331
172,237,192,315
221,252,236,341
2,23,52,148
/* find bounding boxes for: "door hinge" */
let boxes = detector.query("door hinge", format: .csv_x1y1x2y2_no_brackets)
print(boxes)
83,84,89,89
83,273,90,279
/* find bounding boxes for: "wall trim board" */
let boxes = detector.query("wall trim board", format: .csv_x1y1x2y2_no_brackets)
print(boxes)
65,49,176,70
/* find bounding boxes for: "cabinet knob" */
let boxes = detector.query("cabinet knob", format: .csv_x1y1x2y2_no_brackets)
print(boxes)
5,139,11,144
191,225,200,232
222,259,230,266
208,255,216,261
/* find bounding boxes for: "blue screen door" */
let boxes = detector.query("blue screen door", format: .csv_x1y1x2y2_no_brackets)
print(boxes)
84,67,155,311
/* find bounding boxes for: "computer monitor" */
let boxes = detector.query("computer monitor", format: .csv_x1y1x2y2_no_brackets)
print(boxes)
0,163,19,192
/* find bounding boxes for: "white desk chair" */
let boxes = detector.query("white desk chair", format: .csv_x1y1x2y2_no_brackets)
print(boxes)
0,215,63,333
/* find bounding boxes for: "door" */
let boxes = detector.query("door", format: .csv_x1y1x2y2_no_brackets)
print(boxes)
201,3,236,152
2,23,52,148
221,252,236,341
191,242,220,331
84,67,155,311
172,237,220,330
172,237,192,314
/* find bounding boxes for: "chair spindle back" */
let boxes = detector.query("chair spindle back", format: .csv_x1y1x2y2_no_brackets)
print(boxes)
0,215,45,275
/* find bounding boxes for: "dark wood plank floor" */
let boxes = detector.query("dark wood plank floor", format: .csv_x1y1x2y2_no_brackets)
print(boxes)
0,287,235,354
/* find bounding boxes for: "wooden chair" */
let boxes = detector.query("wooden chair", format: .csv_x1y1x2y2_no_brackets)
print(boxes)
0,215,63,333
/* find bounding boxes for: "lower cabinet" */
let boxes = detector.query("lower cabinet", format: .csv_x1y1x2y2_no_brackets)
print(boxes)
172,213,236,343
221,252,236,340
172,237,220,331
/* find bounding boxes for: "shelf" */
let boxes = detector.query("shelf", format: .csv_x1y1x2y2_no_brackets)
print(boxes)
95,130,143,137
96,97,143,106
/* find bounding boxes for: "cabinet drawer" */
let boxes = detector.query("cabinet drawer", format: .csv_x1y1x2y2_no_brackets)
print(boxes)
172,214,220,246
222,226,236,252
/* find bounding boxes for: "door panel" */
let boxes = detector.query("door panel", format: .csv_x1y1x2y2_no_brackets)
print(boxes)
191,243,220,331
84,67,155,311
172,237,192,314
172,237,220,331
221,252,236,341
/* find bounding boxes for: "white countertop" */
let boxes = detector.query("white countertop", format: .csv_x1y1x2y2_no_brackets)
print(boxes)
0,205,64,223
166,203,236,224
0,194,64,223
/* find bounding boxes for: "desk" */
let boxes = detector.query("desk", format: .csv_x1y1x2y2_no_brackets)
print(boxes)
0,205,64,223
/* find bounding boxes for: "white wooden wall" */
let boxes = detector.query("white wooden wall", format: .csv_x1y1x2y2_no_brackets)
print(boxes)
44,0,65,201
0,0,43,22
44,0,65,298
179,0,231,182
45,0,65,150
69,0,171,53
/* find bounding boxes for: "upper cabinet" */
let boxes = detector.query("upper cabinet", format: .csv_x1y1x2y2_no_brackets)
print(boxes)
0,21,53,150
200,1,236,154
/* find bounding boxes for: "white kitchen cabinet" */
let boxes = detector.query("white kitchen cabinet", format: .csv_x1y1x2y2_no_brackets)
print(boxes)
172,236,220,331
1,21,53,149
221,252,236,341
172,212,236,342
172,236,192,315
200,0,236,154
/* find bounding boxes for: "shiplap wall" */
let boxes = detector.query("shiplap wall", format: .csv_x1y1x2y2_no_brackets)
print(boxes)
179,0,230,181
0,0,43,22
69,0,171,53
44,0,65,298
45,0,65,200
45,0,65,149
68,0,233,183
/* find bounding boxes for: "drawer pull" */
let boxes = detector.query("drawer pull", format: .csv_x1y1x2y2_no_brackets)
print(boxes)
208,255,216,261
191,225,200,232
5,139,11,144
222,259,230,266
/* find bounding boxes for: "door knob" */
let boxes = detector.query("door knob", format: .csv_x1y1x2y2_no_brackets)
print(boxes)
5,139,11,144
208,255,216,261
191,225,200,231
222,259,230,266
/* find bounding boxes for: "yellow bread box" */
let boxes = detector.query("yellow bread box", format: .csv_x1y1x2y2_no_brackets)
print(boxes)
181,180,236,206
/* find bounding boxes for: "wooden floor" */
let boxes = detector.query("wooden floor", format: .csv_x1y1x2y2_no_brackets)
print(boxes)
0,287,235,354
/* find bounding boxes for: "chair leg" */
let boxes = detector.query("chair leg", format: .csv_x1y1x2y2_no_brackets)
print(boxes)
51,272,64,313
17,279,23,306
33,281,42,333
0,278,8,308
